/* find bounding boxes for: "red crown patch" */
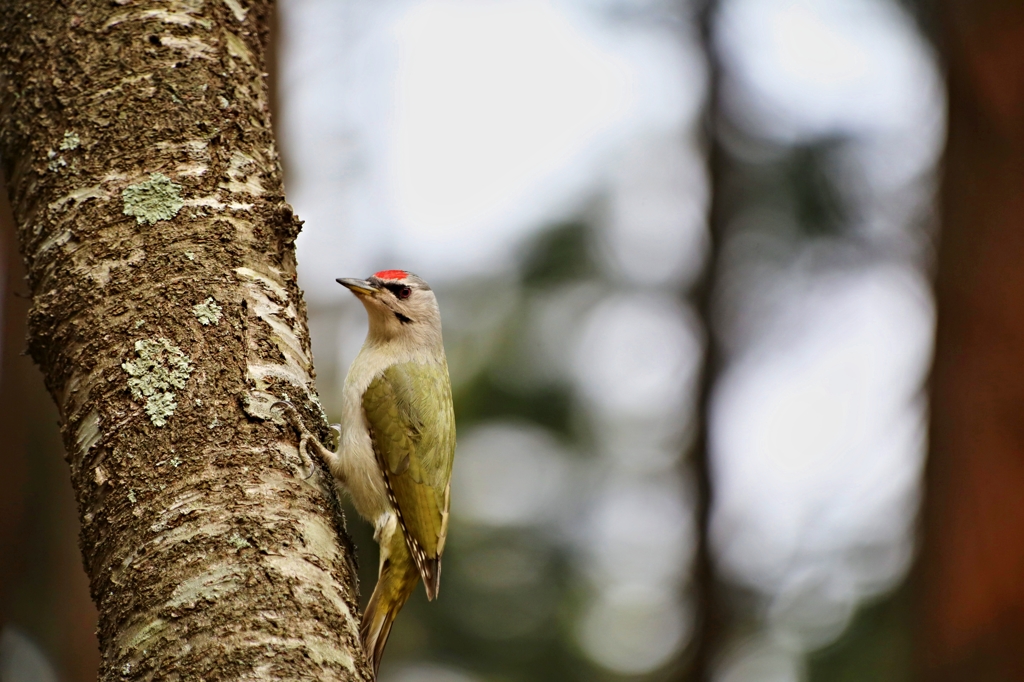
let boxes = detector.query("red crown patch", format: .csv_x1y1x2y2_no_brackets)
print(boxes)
374,269,408,280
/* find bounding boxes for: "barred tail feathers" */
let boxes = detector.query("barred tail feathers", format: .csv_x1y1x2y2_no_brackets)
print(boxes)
421,556,441,601
361,518,420,676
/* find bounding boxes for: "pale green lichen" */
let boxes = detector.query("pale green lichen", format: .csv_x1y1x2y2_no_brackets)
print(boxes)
228,533,252,549
144,392,177,426
122,173,184,225
192,297,223,326
46,149,67,172
310,391,326,415
60,131,81,150
122,338,194,426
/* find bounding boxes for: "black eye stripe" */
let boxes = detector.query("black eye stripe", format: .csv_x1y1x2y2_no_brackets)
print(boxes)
381,282,413,299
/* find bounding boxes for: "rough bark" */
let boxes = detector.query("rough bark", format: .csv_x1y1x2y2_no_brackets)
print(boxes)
0,0,370,680
917,1,1024,679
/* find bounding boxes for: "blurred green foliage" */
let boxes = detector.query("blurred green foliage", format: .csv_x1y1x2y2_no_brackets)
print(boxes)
519,220,598,289
807,586,912,682
455,373,573,439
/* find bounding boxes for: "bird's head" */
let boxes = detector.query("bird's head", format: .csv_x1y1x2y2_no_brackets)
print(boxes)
337,270,443,347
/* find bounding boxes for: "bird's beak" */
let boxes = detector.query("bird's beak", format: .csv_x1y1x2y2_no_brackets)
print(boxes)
336,277,379,296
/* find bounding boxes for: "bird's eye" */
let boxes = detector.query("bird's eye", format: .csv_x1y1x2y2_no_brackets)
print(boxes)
398,287,412,300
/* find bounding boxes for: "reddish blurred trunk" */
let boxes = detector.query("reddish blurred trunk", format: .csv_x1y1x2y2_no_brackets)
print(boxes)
0,182,100,680
0,178,31,654
918,2,1024,679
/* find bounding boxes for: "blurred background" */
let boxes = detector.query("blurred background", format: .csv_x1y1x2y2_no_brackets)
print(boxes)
0,0,976,680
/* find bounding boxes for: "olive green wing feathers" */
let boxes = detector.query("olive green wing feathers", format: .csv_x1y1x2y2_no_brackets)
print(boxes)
362,360,455,599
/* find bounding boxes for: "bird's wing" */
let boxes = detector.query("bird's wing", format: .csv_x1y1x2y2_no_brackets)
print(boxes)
362,359,455,598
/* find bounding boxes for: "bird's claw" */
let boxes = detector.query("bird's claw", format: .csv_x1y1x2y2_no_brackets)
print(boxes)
271,400,305,433
297,435,317,480
272,400,320,478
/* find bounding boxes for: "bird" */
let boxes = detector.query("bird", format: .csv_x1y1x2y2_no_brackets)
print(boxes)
275,269,455,676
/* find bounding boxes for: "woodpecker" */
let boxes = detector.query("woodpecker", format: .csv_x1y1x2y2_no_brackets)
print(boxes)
275,270,455,676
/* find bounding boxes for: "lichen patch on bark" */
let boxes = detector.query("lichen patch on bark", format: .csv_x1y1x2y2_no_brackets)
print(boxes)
193,297,223,325
122,338,194,426
122,173,186,225
60,130,81,150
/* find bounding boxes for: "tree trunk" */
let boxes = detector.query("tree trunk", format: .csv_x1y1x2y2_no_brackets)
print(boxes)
0,1,370,679
685,1,725,679
917,1,1024,679
0,187,33,646
0,191,100,680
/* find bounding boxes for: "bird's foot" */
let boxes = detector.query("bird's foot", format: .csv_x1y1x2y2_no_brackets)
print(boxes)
271,401,337,479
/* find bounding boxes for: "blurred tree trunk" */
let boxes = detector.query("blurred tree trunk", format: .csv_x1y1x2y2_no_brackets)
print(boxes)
0,191,100,680
685,0,725,679
0,189,32,652
0,1,369,680
918,1,1024,679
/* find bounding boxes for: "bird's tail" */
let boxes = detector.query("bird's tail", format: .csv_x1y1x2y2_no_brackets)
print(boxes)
361,517,420,677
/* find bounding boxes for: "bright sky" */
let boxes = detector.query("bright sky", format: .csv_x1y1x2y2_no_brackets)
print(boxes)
716,0,942,142
281,0,697,300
